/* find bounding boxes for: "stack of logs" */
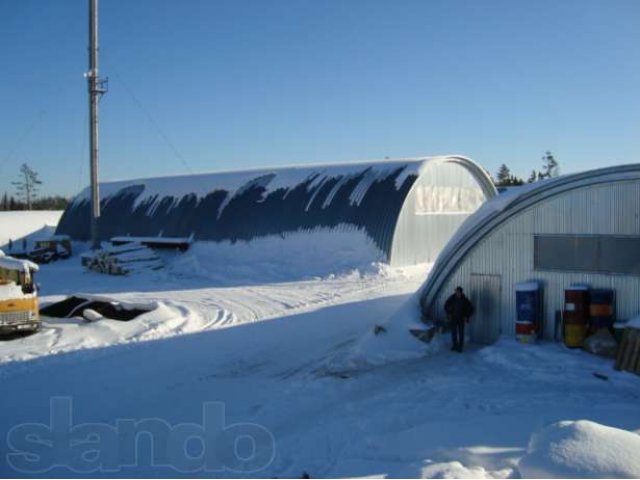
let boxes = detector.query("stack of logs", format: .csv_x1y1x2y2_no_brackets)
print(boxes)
81,242,163,275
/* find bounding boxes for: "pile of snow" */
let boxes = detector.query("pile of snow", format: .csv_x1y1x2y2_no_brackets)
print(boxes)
325,288,444,370
0,211,63,247
0,282,26,301
626,313,640,330
0,301,197,363
519,420,640,478
583,329,618,357
166,226,386,284
82,309,103,322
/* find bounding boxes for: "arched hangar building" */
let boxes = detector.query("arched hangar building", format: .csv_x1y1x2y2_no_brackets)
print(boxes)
56,156,496,267
420,164,640,344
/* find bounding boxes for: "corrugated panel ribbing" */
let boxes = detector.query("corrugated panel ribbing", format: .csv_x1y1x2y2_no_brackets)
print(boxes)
56,161,421,261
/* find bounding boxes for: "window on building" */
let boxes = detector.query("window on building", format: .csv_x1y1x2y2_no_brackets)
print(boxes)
414,185,485,215
534,234,640,275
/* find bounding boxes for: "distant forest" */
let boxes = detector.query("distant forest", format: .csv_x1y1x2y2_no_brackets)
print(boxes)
493,151,559,187
0,193,70,211
1,163,71,211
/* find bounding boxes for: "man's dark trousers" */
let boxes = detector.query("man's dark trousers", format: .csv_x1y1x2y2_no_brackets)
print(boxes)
451,317,465,351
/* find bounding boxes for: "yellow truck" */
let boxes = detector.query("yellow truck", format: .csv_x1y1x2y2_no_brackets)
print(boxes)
0,251,39,334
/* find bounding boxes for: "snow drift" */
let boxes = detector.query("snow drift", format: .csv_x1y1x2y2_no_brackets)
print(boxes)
166,226,385,284
519,420,640,478
323,287,446,371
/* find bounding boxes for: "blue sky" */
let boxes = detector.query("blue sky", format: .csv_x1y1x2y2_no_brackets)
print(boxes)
1,0,639,197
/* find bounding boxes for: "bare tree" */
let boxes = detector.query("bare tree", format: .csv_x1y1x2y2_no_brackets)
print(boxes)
540,151,559,179
12,163,42,210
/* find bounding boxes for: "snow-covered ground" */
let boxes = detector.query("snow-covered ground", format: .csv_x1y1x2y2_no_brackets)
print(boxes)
0,210,62,248
1,253,425,364
1,212,639,478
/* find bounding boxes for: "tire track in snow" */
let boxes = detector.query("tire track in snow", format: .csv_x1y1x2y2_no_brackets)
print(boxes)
1,265,429,364
180,272,422,328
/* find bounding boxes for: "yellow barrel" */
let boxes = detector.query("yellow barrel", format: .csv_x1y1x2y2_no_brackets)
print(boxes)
565,323,587,348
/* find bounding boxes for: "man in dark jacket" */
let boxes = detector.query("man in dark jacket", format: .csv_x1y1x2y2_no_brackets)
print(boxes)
444,286,474,352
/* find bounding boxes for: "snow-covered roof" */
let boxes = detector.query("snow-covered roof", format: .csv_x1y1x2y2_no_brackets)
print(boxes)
0,255,39,272
71,158,427,213
515,281,540,292
68,156,494,214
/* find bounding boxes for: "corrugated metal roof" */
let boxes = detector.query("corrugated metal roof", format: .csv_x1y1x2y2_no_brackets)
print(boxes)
56,155,496,263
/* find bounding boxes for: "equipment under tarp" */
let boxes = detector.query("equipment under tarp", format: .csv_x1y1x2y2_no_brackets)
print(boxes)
40,295,156,321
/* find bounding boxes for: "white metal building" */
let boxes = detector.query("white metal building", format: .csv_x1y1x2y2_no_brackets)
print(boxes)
420,164,640,344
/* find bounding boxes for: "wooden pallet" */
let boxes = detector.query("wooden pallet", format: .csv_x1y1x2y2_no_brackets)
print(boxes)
614,328,640,374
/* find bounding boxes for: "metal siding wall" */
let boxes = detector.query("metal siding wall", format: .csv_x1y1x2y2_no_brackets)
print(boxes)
428,181,640,338
469,274,502,344
390,162,487,266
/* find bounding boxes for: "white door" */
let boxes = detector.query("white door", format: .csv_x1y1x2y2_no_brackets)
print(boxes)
469,274,502,345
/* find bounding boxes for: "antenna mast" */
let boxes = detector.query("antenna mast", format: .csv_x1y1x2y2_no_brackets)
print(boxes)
88,0,107,249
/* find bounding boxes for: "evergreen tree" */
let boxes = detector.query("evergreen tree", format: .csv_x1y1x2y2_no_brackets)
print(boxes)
496,164,511,184
527,170,537,183
12,163,42,210
509,175,524,186
494,164,524,187
32,196,70,210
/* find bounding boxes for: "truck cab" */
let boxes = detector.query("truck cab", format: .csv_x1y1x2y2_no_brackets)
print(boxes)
0,251,40,334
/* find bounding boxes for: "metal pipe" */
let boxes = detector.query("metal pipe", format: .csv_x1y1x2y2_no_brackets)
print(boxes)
88,0,100,249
